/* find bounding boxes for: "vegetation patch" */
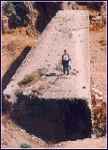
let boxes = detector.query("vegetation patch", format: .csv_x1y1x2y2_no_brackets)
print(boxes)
20,143,31,148
18,71,41,86
99,40,106,47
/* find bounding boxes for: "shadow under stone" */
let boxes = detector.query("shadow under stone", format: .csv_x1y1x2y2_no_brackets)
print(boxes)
2,46,31,91
11,94,92,143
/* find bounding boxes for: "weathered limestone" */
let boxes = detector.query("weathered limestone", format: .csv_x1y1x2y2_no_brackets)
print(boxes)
3,10,90,104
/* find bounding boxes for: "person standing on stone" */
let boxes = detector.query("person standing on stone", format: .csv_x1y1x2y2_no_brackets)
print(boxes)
62,49,70,75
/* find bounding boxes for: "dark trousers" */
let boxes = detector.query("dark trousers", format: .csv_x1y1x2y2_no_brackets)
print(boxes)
63,61,69,75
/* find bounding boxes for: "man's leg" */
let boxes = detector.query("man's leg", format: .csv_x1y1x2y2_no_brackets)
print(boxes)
63,65,65,74
66,63,69,75
67,67,69,75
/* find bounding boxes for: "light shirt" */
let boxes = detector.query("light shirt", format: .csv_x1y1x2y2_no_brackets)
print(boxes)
63,54,69,61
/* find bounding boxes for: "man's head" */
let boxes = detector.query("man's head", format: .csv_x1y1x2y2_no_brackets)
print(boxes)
64,49,67,54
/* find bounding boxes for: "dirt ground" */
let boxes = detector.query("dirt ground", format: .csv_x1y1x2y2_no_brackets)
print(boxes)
90,27,106,102
1,31,37,77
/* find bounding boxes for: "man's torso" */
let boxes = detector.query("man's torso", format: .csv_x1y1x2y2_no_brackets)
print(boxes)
62,54,69,61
